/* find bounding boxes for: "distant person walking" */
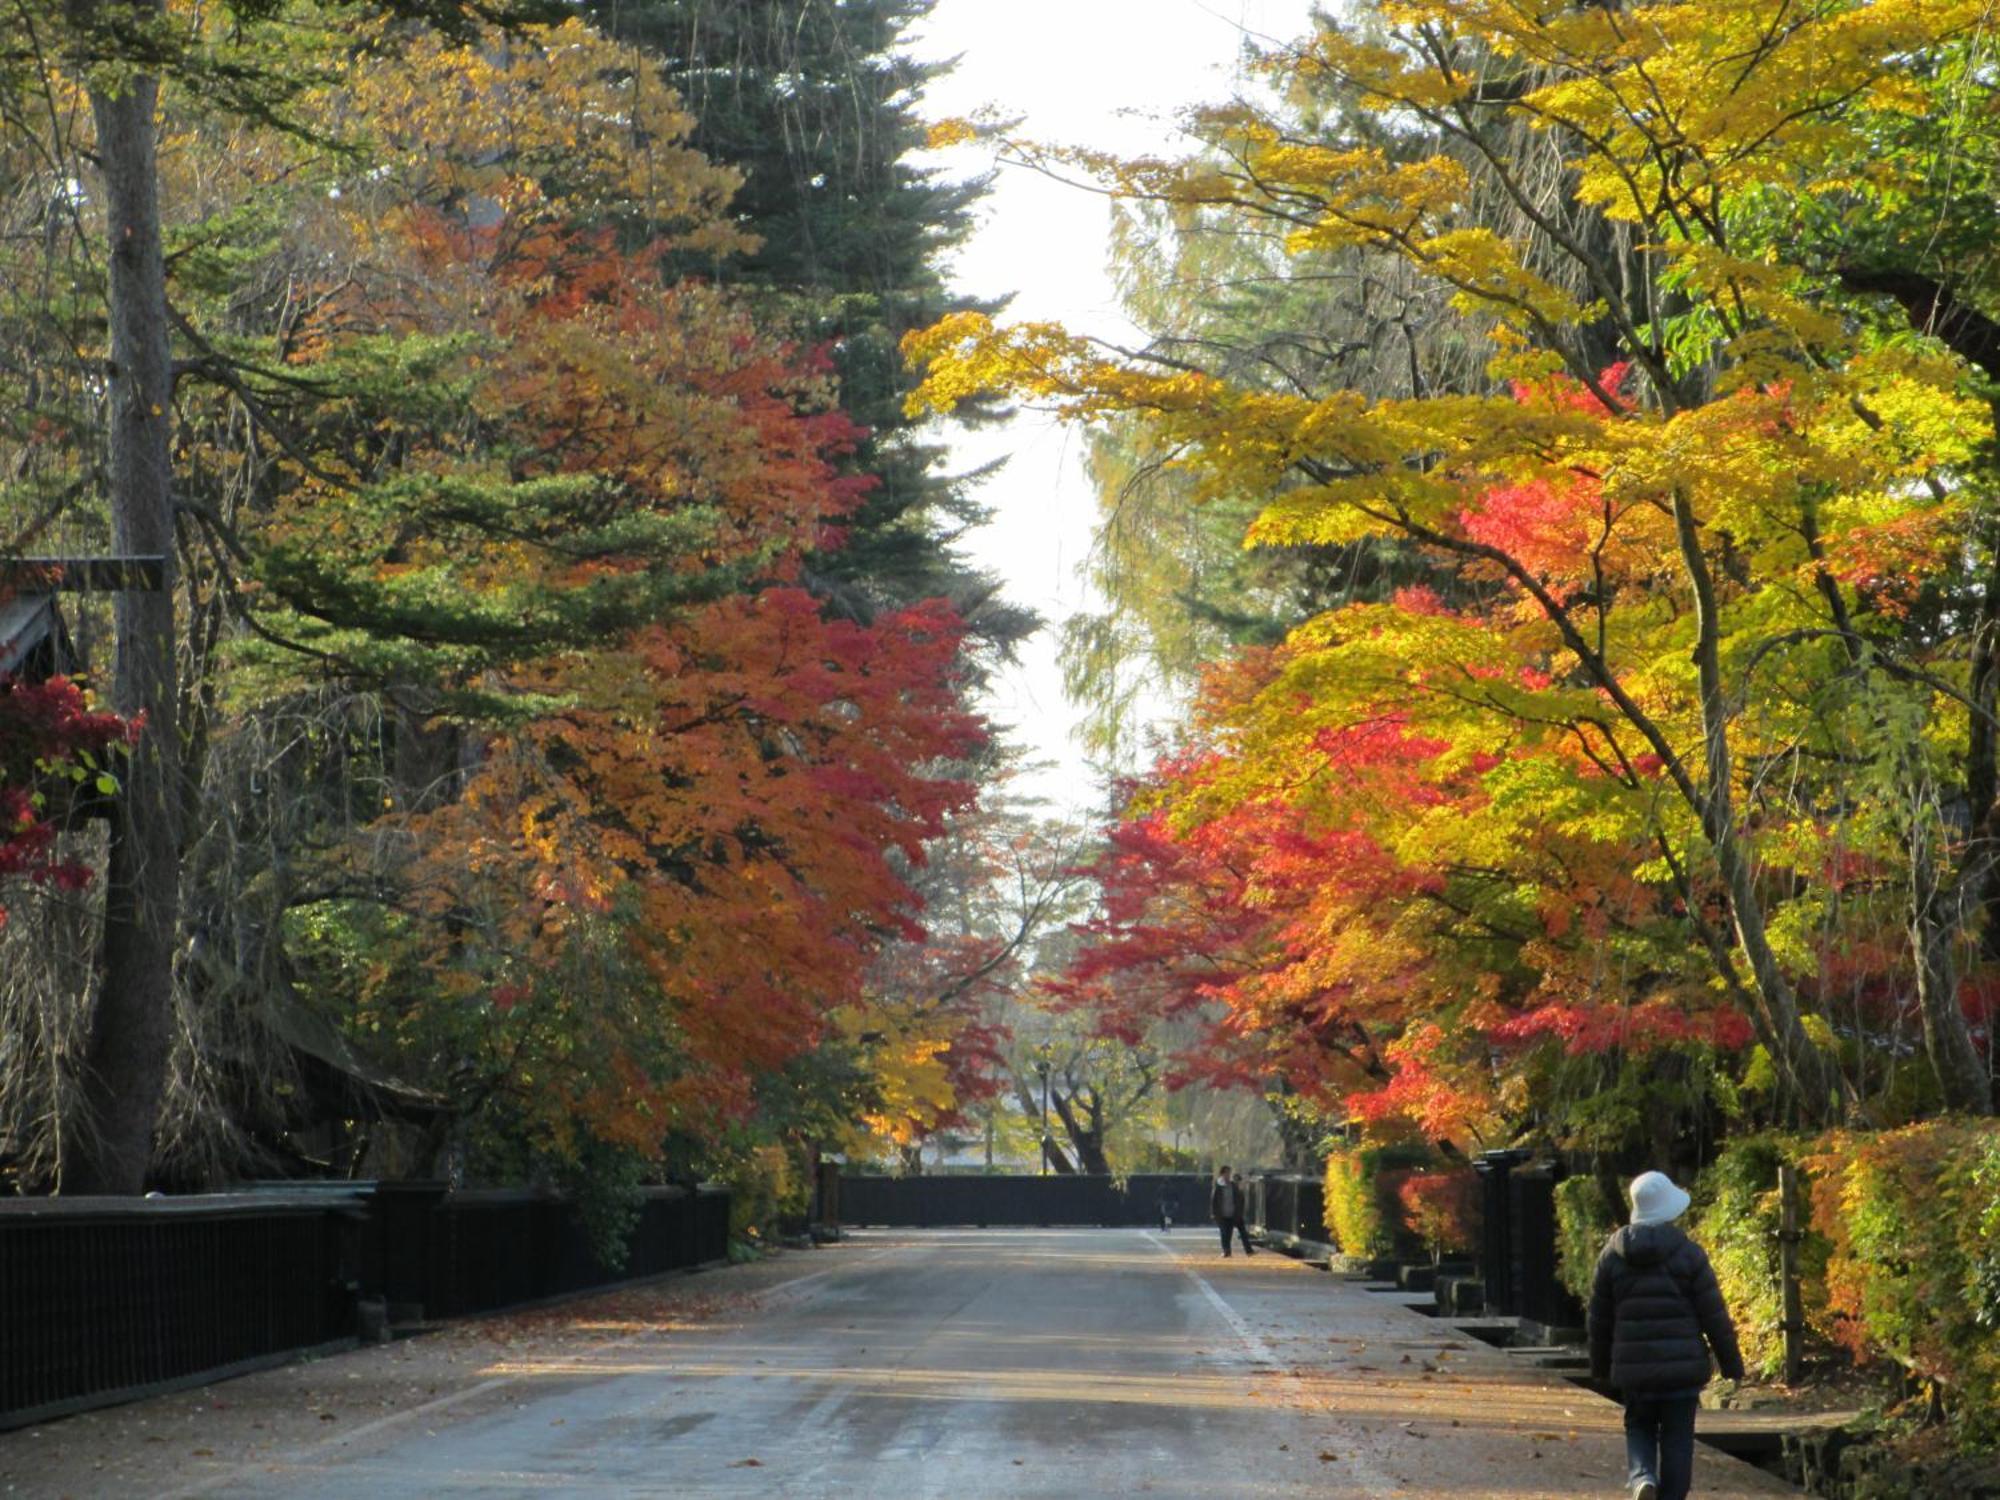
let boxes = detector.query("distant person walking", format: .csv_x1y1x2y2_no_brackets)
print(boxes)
1209,1166,1253,1258
1587,1171,1744,1500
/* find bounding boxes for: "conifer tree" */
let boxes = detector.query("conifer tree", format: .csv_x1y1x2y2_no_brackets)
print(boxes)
589,0,1034,655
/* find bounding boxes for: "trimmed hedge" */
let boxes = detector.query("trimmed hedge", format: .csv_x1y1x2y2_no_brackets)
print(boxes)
1686,1136,1829,1379
1803,1120,2000,1431
1553,1174,1619,1305
1321,1141,1453,1258
1674,1121,2000,1434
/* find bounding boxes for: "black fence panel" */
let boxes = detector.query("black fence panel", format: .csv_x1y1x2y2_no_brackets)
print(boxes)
1296,1175,1325,1246
703,1187,731,1262
1474,1150,1529,1313
0,1195,354,1430
813,1160,841,1227
1265,1175,1299,1240
837,1173,1212,1228
1508,1165,1583,1331
420,1186,732,1321
0,1183,731,1429
1247,1174,1327,1247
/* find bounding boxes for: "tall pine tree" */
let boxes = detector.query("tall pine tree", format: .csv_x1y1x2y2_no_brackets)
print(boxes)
590,0,1033,657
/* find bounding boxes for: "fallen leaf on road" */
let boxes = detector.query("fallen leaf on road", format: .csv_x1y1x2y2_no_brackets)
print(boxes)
1317,1451,1338,1462
730,1458,763,1468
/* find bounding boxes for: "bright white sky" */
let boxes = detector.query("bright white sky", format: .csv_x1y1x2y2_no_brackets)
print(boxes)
905,0,1322,818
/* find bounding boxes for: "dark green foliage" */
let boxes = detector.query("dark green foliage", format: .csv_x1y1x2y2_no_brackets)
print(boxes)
1687,1136,1801,1377
1553,1173,1618,1303
587,0,1035,658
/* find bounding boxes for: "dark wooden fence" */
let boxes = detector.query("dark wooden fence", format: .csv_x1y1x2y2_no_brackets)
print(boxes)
838,1171,1326,1242
837,1173,1211,1228
1471,1151,1582,1331
364,1183,730,1321
0,1193,350,1431
0,1182,729,1430
1247,1172,1327,1251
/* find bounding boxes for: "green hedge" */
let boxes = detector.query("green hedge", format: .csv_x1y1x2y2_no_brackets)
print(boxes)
1802,1121,2000,1433
1669,1121,2000,1436
1685,1136,1831,1379
1321,1141,1436,1257
1554,1174,1620,1304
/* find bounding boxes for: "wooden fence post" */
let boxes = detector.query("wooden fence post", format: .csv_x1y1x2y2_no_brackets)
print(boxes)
1778,1162,1803,1386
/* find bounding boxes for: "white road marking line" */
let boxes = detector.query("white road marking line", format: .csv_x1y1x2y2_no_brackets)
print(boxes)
1154,1237,1281,1369
1142,1229,1402,1493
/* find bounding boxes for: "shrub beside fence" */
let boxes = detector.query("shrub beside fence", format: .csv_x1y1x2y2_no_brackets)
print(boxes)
1680,1122,2000,1434
1316,1144,1481,1265
0,1182,729,1431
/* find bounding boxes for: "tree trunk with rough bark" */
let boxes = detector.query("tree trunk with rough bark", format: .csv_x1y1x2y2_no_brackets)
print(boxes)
1051,1090,1111,1176
62,0,182,1194
1908,821,1995,1114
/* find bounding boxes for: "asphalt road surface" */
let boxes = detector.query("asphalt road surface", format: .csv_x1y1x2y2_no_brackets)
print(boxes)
170,1228,1799,1499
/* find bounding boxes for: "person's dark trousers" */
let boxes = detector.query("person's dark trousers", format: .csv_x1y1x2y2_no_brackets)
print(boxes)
1623,1392,1699,1500
1218,1214,1253,1256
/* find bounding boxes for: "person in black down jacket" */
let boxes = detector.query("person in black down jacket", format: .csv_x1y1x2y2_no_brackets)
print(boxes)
1209,1166,1254,1258
1587,1171,1744,1500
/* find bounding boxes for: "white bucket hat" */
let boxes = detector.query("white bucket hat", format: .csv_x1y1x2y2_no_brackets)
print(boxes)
1629,1171,1691,1226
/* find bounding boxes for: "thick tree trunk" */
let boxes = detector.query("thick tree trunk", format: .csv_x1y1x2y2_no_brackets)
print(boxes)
1908,823,1995,1114
1051,1091,1111,1175
63,13,182,1193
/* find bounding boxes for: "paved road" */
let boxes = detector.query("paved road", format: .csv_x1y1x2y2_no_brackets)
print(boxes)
184,1229,1798,1498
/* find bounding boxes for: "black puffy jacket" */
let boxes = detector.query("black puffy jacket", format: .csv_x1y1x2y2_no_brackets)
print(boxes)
1587,1223,1745,1394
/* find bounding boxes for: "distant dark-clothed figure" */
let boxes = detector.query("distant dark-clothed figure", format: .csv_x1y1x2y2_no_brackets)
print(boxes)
1209,1166,1253,1258
1587,1172,1744,1500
